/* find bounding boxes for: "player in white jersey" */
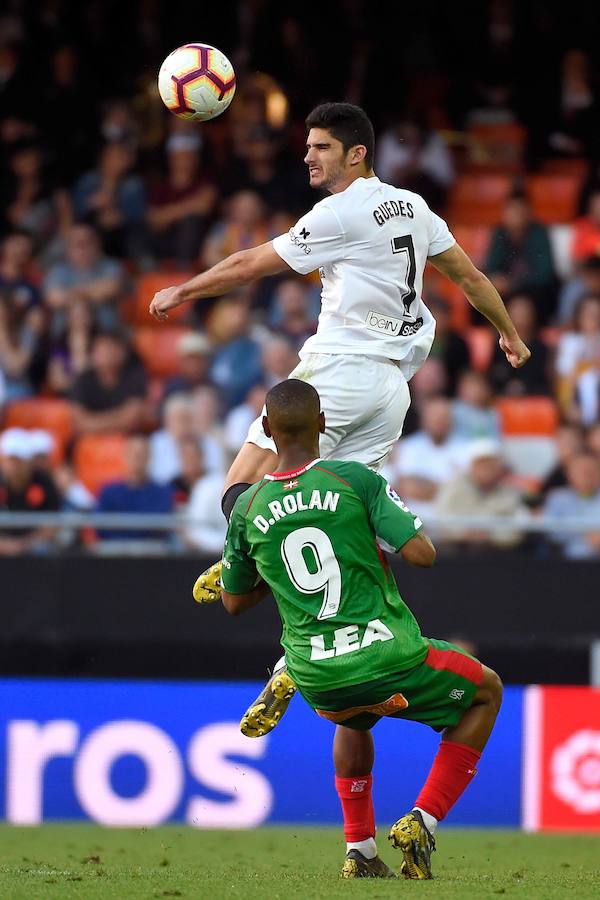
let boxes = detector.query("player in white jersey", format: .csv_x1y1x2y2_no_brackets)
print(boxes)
150,103,529,735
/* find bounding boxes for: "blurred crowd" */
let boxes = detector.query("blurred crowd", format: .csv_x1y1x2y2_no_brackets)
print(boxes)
1,1,600,557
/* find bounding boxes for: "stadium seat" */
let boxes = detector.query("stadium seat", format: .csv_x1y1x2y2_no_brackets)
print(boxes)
496,396,559,436
4,398,74,463
446,174,513,226
450,225,491,267
132,271,195,325
423,267,470,330
465,326,495,371
74,434,128,495
466,123,526,171
526,175,582,224
134,326,192,378
541,157,589,177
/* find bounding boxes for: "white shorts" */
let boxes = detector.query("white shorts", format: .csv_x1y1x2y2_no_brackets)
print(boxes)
246,353,411,471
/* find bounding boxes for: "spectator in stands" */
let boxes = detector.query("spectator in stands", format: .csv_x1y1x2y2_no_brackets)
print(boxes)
452,371,500,440
0,231,46,400
96,434,173,541
147,131,216,265
148,392,223,485
540,423,585,496
184,459,228,554
201,190,270,270
435,440,527,549
260,336,299,389
586,423,600,460
543,452,600,559
207,294,263,409
376,118,454,209
485,193,556,321
44,224,126,338
387,397,468,520
163,332,213,402
72,142,147,259
224,383,267,454
547,49,597,160
189,385,227,473
558,256,600,324
46,299,94,396
0,140,67,250
170,436,206,507
71,329,147,435
0,428,59,555
489,293,550,396
555,295,600,421
427,297,470,395
571,189,600,264
268,278,318,349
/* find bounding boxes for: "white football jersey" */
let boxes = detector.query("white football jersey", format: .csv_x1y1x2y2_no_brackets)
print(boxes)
271,175,455,379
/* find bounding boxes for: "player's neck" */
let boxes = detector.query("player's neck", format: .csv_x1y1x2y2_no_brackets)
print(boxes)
273,443,320,475
328,167,375,194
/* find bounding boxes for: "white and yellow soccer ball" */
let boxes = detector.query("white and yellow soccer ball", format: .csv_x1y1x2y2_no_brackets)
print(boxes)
158,43,236,121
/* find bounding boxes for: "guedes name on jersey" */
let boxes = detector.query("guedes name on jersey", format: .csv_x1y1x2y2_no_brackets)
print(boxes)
253,489,340,534
372,199,414,226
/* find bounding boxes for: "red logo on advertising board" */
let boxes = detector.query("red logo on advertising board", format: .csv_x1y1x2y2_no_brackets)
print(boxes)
523,686,600,831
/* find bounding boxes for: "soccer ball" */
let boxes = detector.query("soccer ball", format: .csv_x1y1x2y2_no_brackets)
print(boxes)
158,44,236,122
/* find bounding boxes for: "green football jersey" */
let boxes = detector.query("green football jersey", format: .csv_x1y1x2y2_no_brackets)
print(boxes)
221,458,429,694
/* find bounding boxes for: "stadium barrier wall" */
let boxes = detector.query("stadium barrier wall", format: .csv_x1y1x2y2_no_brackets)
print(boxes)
1,679,597,829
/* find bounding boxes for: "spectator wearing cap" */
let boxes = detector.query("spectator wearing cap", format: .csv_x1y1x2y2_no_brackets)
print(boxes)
96,434,173,541
435,440,527,549
0,428,60,555
485,193,556,322
543,452,600,559
71,329,148,435
163,331,213,402
0,231,46,401
147,131,216,264
489,293,550,396
44,224,126,338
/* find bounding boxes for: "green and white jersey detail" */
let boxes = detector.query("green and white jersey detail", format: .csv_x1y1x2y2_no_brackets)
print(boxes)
221,458,429,693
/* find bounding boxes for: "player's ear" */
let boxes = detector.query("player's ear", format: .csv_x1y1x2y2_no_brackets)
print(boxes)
319,411,326,433
263,415,272,438
349,144,367,167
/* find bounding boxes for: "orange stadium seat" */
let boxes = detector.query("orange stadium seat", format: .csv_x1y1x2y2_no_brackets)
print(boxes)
446,174,513,226
132,271,195,325
465,326,495,371
74,434,128,495
497,397,559,436
467,123,526,171
451,225,491,267
541,158,588,177
4,398,74,462
423,267,470,330
525,175,582,224
134,326,192,378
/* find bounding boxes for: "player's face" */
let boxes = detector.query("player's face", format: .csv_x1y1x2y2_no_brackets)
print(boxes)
304,128,349,190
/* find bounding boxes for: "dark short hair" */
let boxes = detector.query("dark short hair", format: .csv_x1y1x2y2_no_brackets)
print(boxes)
265,378,320,435
306,103,375,169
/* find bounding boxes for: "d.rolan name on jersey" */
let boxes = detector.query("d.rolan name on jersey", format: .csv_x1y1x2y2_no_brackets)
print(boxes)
253,490,340,533
310,619,394,660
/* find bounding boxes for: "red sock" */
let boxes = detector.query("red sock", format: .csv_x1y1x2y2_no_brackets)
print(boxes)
335,774,375,841
414,740,481,821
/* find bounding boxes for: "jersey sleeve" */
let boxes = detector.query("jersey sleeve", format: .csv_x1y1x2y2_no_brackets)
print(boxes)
221,501,259,594
353,465,423,551
426,206,455,258
271,204,346,275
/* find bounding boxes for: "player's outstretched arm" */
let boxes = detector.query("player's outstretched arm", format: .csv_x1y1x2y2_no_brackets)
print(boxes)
399,531,436,567
149,242,290,320
428,243,531,369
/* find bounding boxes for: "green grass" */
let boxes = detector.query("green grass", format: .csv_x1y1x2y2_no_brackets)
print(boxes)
0,825,599,900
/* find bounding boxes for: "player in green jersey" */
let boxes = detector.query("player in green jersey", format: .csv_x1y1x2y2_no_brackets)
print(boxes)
218,379,503,879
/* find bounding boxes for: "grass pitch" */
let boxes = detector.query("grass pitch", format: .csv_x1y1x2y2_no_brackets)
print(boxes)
0,825,599,900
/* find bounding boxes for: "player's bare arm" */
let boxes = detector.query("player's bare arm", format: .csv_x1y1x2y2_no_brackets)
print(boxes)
428,243,531,369
149,242,290,320
399,532,436,567
222,582,270,617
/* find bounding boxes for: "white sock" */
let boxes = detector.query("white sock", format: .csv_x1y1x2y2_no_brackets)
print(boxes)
273,655,286,674
413,807,438,835
346,837,377,859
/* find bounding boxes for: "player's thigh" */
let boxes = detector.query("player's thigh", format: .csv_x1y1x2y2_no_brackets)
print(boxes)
331,363,410,470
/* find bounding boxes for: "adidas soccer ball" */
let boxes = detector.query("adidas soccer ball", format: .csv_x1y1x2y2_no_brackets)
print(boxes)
158,44,236,121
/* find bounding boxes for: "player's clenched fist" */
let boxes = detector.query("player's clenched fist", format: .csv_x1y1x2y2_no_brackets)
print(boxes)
149,285,183,321
192,560,223,604
499,334,531,369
